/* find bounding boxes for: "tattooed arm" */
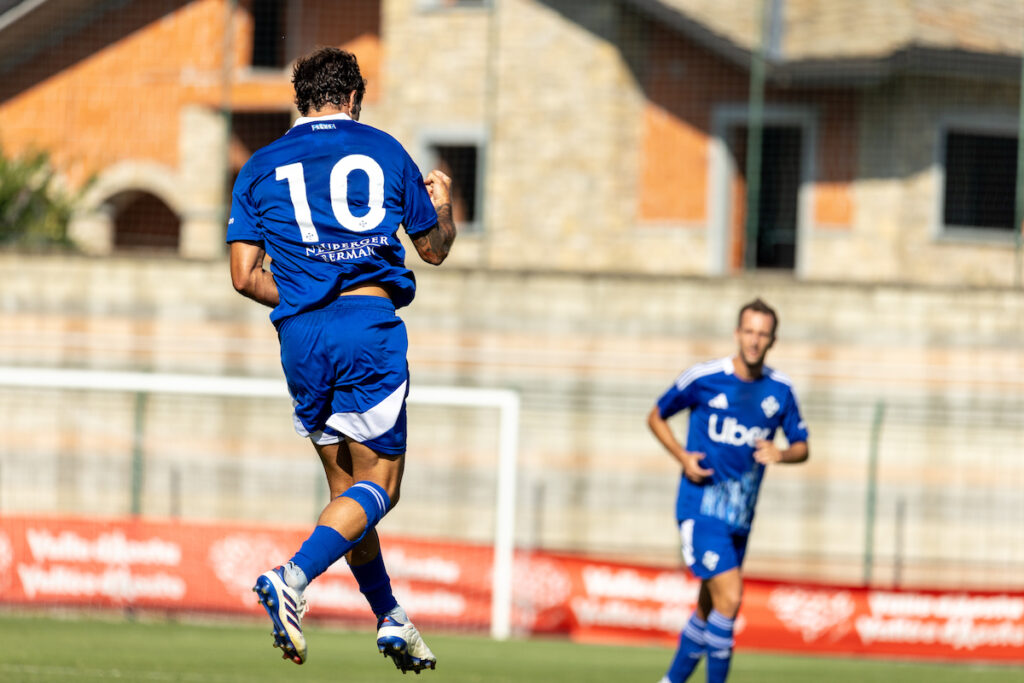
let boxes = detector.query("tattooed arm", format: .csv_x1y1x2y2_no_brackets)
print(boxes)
413,169,457,265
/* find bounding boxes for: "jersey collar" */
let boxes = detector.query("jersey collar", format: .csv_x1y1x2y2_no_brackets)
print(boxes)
291,112,353,129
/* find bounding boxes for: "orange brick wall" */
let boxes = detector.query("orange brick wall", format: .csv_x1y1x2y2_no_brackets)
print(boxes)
0,1,229,186
814,94,856,227
305,0,381,92
638,22,748,223
0,0,381,188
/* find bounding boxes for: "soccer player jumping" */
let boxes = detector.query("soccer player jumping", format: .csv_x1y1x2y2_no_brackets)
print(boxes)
647,299,809,683
227,48,456,672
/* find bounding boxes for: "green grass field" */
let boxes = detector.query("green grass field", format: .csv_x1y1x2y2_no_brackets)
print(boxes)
0,613,1019,682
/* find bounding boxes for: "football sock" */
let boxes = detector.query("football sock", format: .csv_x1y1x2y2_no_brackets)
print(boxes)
382,604,409,624
666,612,706,682
282,560,309,591
704,610,735,683
289,481,392,585
339,481,392,545
349,549,398,617
289,524,353,585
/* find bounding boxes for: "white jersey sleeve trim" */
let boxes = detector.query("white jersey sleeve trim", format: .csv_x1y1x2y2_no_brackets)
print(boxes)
673,357,731,390
766,367,793,386
325,380,408,442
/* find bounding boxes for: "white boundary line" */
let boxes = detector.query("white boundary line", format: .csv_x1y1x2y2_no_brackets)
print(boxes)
0,366,520,641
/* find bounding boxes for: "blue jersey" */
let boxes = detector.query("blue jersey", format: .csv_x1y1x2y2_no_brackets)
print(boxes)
226,113,438,326
657,357,808,532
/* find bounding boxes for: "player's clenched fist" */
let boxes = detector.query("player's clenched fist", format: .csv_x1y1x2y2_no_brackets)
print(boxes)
424,170,452,210
753,439,781,465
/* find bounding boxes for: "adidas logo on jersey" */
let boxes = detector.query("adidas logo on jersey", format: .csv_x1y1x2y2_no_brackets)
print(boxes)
761,395,780,418
708,393,729,410
708,415,771,447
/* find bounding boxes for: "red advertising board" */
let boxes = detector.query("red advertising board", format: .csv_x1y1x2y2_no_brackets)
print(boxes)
1,515,1021,662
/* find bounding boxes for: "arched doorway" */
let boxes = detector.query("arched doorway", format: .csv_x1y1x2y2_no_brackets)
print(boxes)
111,191,180,251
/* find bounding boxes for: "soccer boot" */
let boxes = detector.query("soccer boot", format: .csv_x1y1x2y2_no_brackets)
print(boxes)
253,566,309,665
376,608,437,674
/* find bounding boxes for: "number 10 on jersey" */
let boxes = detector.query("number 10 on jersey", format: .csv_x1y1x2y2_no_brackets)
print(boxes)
276,154,387,242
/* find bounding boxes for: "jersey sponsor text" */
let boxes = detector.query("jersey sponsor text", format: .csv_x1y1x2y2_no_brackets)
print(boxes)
707,414,772,447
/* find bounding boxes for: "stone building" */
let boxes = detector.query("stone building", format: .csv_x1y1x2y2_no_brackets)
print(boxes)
1,0,1020,284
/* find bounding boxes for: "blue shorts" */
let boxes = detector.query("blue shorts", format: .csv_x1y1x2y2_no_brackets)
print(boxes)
277,295,409,455
678,517,749,579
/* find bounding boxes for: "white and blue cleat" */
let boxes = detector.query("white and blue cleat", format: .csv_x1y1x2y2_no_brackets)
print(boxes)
253,567,309,665
376,609,437,674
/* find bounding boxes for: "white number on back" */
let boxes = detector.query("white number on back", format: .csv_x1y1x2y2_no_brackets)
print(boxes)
275,162,319,242
276,155,387,242
331,155,386,233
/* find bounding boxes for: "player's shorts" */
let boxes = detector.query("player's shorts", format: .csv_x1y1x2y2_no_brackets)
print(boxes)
277,295,409,455
678,516,749,579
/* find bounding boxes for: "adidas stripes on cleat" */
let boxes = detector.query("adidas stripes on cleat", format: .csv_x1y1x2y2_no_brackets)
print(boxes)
253,567,309,665
376,611,437,674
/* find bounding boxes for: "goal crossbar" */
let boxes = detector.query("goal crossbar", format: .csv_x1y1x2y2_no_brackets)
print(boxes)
0,366,520,640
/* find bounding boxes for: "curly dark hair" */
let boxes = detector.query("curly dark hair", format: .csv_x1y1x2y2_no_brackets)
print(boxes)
292,47,366,116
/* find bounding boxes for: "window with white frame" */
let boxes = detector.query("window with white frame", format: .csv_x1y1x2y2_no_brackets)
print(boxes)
941,128,1019,235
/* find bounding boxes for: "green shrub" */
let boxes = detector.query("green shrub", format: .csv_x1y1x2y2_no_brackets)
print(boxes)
0,147,83,249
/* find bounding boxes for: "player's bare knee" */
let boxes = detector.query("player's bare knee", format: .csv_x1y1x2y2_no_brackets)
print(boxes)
715,592,742,618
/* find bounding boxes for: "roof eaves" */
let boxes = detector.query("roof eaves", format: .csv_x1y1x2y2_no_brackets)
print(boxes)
625,0,1023,88
769,46,1024,87
0,0,130,77
622,0,754,71
0,0,48,33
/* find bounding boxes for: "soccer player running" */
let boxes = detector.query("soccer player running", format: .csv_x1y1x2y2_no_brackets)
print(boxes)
647,299,809,683
227,47,455,672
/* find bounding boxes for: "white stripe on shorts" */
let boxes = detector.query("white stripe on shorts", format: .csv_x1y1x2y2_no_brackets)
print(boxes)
679,519,696,567
325,381,407,444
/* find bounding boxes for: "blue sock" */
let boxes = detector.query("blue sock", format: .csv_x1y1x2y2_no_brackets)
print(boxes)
704,610,735,683
288,481,392,586
666,612,706,682
289,525,354,584
338,481,392,544
349,550,398,617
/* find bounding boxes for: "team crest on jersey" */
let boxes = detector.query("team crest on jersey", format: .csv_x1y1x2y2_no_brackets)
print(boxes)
761,395,780,418
709,393,729,410
702,550,720,571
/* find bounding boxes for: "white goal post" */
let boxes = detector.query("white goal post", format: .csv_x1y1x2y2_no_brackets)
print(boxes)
0,366,521,640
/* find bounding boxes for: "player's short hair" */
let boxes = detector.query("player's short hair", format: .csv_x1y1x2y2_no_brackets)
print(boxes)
737,298,778,337
292,47,366,116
